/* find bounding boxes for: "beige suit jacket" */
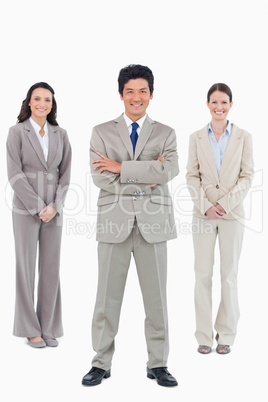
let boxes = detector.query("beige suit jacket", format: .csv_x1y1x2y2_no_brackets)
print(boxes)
90,114,179,243
7,119,72,216
186,123,254,220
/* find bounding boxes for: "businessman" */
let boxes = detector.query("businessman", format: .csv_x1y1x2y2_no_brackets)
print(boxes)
82,65,179,387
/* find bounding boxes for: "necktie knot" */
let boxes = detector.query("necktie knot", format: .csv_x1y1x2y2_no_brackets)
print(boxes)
132,122,139,131
130,122,139,152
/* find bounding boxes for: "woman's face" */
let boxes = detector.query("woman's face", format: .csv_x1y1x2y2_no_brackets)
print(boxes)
207,90,233,122
28,88,53,121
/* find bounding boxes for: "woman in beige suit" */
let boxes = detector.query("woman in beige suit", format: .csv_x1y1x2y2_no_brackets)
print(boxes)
186,83,254,354
7,82,71,348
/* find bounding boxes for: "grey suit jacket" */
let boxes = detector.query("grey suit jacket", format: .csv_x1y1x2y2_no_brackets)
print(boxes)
7,119,72,216
186,123,254,220
90,114,179,243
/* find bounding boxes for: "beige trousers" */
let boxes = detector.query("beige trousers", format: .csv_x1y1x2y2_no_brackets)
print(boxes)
192,217,244,347
91,223,169,370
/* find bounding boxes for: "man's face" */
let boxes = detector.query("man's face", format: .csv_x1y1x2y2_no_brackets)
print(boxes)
120,78,153,121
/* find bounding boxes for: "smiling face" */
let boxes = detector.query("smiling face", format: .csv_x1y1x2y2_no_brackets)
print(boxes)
207,90,233,122
28,88,53,123
120,78,153,121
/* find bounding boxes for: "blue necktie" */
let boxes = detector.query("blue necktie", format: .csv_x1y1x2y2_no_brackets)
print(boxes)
130,122,139,153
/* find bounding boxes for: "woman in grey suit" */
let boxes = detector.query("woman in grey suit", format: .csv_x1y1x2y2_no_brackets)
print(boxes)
186,83,254,355
7,82,72,348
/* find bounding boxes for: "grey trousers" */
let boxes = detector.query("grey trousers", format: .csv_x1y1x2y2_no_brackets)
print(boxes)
12,211,63,339
91,224,169,370
193,217,244,347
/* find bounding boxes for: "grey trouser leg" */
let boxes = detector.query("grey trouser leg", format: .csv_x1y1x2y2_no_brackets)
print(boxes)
91,225,169,370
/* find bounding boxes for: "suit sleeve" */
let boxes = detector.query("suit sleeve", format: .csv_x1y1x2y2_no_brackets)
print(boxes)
120,129,179,184
186,133,214,215
217,132,254,213
49,130,72,214
6,128,46,216
90,127,152,195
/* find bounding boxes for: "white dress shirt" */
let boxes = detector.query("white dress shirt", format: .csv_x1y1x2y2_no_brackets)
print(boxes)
123,113,147,136
30,117,49,162
208,121,232,175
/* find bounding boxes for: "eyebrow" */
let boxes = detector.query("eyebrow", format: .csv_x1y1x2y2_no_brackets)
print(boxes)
33,96,52,99
125,87,149,91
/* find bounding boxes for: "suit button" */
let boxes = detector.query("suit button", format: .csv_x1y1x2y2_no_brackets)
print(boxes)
44,171,48,175
216,184,219,189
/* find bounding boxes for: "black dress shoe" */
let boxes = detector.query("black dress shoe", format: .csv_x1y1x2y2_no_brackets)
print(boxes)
147,367,178,387
82,367,111,386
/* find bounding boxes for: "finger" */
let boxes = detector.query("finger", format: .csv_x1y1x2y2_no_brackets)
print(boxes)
92,159,105,164
97,152,107,159
98,167,107,174
94,163,106,170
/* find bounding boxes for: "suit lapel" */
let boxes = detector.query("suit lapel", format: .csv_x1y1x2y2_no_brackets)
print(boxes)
198,125,219,181
47,123,59,167
24,119,47,169
134,116,154,160
219,124,242,180
115,114,134,159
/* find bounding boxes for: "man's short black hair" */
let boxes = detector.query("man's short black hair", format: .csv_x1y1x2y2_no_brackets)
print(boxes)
118,64,154,96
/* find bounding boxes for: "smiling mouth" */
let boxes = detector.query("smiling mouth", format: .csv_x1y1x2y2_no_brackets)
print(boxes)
131,103,142,107
215,111,224,115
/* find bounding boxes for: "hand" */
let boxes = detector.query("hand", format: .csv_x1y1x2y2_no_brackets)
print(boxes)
92,152,122,174
215,203,226,214
39,206,57,222
205,205,224,219
151,157,165,187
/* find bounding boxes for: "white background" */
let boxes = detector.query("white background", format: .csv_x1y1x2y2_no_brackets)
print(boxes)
1,0,267,401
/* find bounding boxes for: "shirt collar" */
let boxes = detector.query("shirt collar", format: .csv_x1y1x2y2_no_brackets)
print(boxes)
208,121,232,136
123,113,147,131
30,117,48,136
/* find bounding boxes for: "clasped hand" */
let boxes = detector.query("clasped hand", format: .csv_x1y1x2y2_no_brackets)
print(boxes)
205,203,226,219
39,206,57,222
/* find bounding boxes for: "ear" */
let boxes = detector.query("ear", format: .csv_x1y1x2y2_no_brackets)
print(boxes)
206,100,209,108
230,101,233,109
119,93,124,101
150,92,154,100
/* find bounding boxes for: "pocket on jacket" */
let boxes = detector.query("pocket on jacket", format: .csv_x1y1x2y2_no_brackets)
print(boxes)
97,194,119,206
150,194,172,206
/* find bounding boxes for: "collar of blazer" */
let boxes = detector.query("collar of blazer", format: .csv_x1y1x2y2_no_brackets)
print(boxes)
198,123,243,181
23,118,59,169
114,113,155,160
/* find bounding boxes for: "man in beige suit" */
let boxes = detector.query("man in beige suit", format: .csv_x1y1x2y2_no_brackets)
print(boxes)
82,65,179,387
186,83,254,355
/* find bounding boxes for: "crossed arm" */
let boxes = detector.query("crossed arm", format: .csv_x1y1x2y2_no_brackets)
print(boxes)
92,152,164,186
90,126,179,193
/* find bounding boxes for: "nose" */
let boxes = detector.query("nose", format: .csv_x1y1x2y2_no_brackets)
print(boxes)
132,92,141,101
38,98,45,106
